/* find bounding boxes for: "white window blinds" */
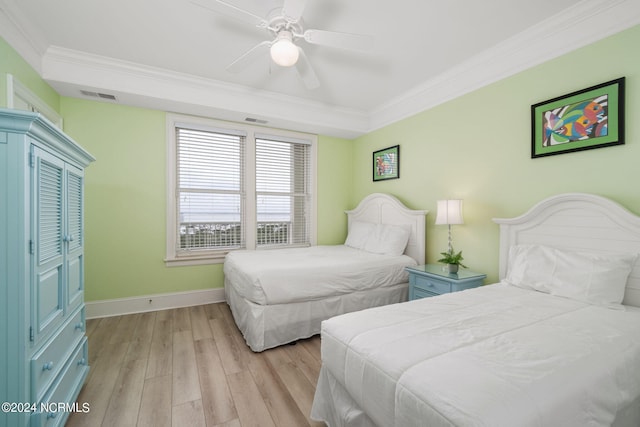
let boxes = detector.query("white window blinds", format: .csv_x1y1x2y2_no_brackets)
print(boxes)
256,136,311,247
167,114,316,264
176,127,245,252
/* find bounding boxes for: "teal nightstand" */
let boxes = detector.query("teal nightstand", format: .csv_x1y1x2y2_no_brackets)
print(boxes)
406,264,486,300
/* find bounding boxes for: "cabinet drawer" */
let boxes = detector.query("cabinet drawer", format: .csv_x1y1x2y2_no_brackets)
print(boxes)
31,308,86,402
31,338,89,427
412,287,439,300
413,276,451,295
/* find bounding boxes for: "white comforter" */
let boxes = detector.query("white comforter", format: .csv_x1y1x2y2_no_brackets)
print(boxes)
223,245,416,305
316,283,640,427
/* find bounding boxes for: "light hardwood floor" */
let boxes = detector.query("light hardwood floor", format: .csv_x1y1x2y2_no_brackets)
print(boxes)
66,303,326,427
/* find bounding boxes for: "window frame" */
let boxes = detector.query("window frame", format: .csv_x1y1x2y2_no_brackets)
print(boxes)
165,113,317,266
6,74,64,129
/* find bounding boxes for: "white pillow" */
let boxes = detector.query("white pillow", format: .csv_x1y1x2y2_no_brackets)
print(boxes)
505,244,637,308
363,223,411,256
344,221,376,249
505,245,555,292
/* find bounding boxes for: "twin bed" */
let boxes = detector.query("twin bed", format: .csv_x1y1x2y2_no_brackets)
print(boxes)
310,193,640,426
224,193,426,352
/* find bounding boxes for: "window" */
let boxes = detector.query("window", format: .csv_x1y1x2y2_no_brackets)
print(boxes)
166,114,317,265
255,135,312,247
176,126,245,252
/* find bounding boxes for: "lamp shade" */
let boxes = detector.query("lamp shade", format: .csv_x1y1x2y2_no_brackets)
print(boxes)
435,199,464,225
270,31,299,67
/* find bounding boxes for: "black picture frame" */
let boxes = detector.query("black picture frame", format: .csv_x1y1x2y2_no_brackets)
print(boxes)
531,77,625,158
372,145,400,181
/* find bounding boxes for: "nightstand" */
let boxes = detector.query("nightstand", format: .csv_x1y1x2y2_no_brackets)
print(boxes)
406,264,486,300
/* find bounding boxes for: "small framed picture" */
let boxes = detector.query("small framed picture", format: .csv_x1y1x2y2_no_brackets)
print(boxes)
373,145,400,181
531,77,625,158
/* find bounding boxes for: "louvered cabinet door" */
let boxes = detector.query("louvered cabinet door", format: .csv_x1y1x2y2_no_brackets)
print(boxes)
66,165,85,312
32,146,66,343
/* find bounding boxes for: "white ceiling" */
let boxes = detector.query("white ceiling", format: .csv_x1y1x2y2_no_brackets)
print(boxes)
1,0,639,138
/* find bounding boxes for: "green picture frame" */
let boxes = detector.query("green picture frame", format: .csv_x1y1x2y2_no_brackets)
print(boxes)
373,145,399,181
531,77,625,158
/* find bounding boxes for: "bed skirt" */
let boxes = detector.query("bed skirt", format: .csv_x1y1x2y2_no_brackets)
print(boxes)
224,279,408,352
311,366,379,427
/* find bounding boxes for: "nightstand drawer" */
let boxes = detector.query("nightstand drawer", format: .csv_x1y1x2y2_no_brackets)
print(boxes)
413,276,451,295
406,265,486,301
412,287,439,300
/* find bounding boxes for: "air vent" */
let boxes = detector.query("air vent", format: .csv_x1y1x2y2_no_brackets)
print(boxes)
245,117,268,124
80,90,117,101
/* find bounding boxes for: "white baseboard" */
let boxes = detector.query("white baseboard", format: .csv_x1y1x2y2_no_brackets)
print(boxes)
85,288,226,319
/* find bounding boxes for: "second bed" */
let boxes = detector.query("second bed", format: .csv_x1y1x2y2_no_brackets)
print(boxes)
224,193,427,351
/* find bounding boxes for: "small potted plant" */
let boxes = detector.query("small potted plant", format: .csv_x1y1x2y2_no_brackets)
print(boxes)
438,248,467,273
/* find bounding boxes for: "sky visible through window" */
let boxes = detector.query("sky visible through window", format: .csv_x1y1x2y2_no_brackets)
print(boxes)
178,130,293,224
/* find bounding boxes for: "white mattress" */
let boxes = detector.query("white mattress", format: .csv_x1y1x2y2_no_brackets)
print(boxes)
224,245,416,305
313,283,640,427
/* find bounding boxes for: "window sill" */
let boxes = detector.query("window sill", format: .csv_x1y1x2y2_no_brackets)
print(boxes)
164,253,226,267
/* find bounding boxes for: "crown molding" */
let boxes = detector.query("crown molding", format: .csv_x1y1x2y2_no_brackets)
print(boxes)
41,46,369,139
368,0,640,133
0,0,47,73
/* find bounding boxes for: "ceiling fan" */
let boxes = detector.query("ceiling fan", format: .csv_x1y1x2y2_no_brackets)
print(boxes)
192,0,373,89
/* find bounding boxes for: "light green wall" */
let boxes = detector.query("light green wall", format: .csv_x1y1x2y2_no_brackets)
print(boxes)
0,37,60,111
3,24,639,299
317,135,353,244
59,98,353,301
352,24,640,284
59,100,223,301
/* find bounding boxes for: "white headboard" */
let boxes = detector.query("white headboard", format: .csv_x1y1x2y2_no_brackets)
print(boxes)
346,193,427,264
493,193,640,307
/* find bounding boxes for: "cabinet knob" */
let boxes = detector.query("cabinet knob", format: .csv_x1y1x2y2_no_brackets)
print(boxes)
42,361,54,371
77,358,86,366
47,412,57,419
75,322,84,330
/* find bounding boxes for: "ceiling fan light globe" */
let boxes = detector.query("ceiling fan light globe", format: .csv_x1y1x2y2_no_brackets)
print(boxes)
270,38,299,67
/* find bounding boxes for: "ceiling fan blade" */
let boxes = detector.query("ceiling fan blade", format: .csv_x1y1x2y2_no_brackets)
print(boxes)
303,29,373,51
226,41,271,73
191,0,267,29
295,47,319,89
282,0,307,23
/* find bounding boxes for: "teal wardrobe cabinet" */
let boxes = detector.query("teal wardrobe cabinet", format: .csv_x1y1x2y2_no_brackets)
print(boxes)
0,108,95,427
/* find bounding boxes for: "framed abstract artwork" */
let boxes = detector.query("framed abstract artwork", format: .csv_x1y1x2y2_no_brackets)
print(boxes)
531,77,625,158
373,145,399,181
